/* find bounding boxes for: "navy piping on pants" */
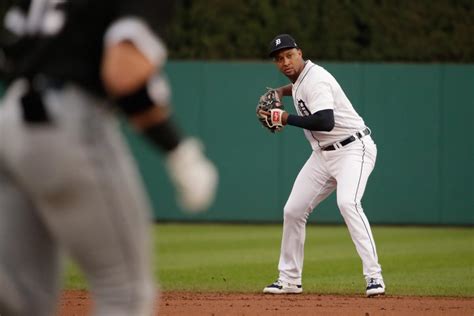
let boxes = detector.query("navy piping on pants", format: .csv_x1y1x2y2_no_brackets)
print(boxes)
354,138,376,257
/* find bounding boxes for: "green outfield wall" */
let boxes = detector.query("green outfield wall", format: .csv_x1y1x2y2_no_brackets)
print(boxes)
1,62,473,225
123,62,473,225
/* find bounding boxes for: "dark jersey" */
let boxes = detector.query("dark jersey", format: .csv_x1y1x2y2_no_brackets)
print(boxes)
0,0,173,95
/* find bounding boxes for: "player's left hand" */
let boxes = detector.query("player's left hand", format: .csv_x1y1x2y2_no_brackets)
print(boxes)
256,88,285,133
258,109,285,132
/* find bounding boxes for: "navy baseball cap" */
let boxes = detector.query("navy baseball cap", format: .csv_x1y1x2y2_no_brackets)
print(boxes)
268,34,299,57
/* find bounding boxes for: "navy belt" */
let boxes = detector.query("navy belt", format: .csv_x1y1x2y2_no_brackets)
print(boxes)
322,128,371,151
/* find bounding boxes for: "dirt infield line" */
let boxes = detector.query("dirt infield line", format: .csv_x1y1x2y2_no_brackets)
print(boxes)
59,290,474,315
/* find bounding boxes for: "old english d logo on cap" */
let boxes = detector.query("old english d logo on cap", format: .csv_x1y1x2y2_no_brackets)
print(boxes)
269,34,298,57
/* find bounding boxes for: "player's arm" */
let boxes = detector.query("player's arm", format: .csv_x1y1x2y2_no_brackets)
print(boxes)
259,108,334,132
100,17,217,213
269,81,334,131
283,109,334,131
101,20,181,152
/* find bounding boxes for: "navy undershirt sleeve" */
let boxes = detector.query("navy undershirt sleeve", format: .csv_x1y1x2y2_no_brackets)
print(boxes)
286,109,335,131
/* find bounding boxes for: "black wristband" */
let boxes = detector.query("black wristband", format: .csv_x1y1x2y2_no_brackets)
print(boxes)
116,84,154,116
144,118,182,152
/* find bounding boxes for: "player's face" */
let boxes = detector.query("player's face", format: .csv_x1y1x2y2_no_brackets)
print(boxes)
273,48,304,82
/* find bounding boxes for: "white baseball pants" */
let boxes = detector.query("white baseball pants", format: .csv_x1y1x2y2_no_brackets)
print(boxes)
278,135,382,285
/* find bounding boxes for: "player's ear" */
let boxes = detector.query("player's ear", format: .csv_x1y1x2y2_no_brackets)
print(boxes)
297,48,303,58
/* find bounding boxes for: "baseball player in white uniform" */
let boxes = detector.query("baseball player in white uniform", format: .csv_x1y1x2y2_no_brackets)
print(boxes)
259,34,385,297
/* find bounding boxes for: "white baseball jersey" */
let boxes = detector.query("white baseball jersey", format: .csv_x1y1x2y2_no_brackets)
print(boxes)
291,60,366,149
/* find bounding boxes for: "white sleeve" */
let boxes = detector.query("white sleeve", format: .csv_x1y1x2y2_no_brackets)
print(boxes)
305,81,334,114
103,16,167,68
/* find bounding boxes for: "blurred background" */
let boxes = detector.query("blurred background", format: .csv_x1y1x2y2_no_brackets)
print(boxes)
1,0,473,226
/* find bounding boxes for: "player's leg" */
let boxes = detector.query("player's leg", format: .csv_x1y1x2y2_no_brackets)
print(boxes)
23,85,156,315
0,81,62,316
0,168,62,316
266,151,336,292
330,137,384,295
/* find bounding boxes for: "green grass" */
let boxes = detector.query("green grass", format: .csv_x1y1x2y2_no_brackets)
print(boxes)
64,224,474,296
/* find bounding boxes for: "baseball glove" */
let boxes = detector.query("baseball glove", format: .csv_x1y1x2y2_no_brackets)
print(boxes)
256,88,285,133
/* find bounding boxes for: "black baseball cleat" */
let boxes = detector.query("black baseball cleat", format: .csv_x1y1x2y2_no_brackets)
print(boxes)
263,279,303,294
366,278,385,297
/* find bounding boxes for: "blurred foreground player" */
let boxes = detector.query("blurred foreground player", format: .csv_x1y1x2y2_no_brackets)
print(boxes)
0,1,217,315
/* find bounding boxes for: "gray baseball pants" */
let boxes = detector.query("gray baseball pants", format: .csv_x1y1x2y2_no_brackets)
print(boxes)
0,80,155,315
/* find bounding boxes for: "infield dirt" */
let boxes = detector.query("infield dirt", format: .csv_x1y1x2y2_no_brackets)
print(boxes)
59,290,474,315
